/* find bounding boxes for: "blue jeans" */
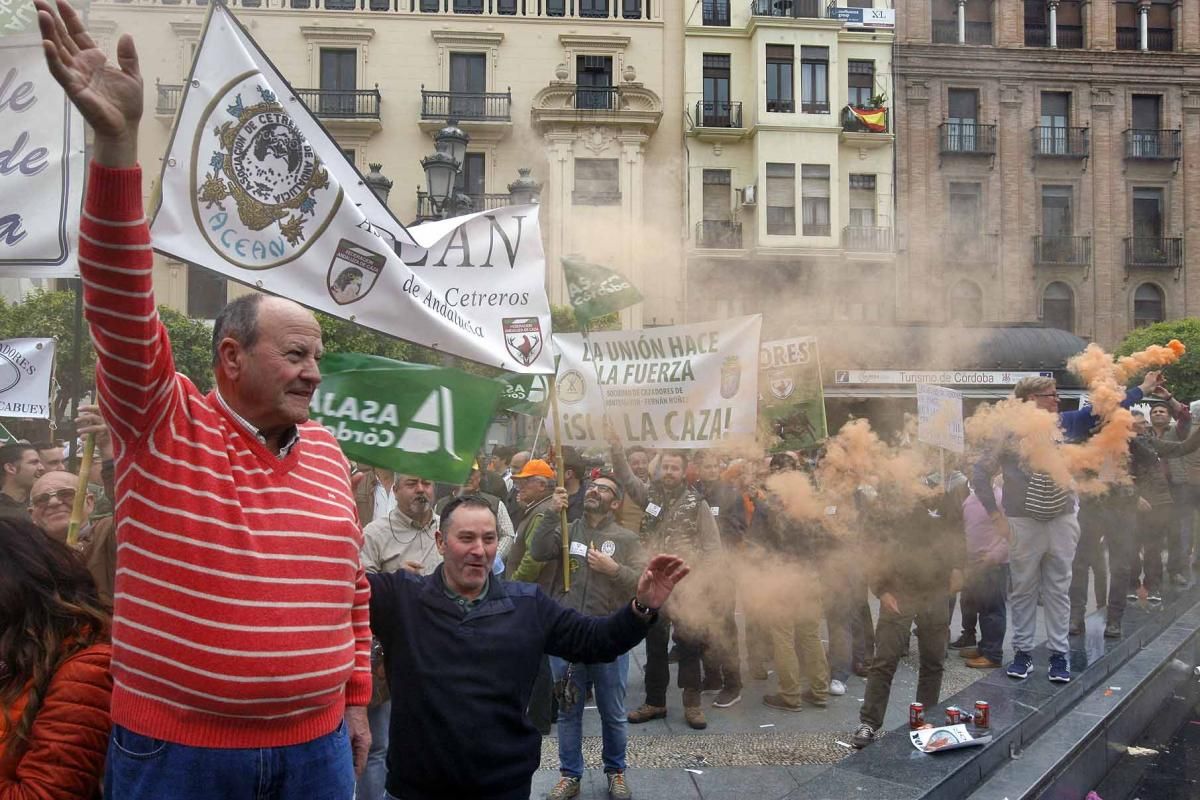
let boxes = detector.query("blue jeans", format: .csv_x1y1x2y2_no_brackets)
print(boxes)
966,563,1009,664
355,701,390,800
549,654,629,778
104,720,354,800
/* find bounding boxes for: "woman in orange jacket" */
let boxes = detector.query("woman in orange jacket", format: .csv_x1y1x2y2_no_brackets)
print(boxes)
0,516,112,799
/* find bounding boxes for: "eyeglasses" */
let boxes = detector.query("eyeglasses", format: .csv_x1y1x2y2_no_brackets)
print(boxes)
1033,392,1060,399
585,481,618,496
31,488,76,509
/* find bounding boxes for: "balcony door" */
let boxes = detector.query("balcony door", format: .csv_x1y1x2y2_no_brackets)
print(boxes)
701,170,736,247
454,153,486,211
1133,187,1164,239
576,56,614,110
702,55,731,126
449,53,486,119
1041,185,1073,262
948,182,982,237
947,89,978,152
319,49,356,116
1040,93,1069,155
1131,94,1162,157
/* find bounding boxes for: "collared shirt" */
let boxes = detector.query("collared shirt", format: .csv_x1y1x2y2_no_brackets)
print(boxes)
372,480,396,522
444,575,490,611
361,506,442,575
215,391,299,458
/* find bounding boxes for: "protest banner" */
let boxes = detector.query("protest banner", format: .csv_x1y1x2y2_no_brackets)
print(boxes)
0,10,84,278
499,372,551,417
759,336,828,451
549,315,762,449
307,352,503,484
0,337,54,419
151,4,553,373
917,384,965,454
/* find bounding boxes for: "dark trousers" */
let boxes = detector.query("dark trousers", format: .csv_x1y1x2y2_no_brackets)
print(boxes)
528,654,555,735
1136,505,1173,594
859,591,949,731
1069,501,1109,616
950,590,978,640
1169,484,1194,575
700,573,742,690
644,616,702,706
824,567,869,682
965,564,1008,663
1072,498,1136,624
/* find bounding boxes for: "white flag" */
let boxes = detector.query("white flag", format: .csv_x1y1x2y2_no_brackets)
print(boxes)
0,337,55,419
150,4,554,373
0,30,85,278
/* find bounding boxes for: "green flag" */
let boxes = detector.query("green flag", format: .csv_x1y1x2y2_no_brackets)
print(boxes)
0,421,15,444
498,373,551,417
562,255,643,323
309,353,503,484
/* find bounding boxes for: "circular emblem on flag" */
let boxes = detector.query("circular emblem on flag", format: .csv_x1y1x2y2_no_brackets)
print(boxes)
600,540,616,556
557,370,587,405
0,352,20,394
192,72,342,269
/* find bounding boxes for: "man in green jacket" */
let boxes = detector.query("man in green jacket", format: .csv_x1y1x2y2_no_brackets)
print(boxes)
530,476,646,800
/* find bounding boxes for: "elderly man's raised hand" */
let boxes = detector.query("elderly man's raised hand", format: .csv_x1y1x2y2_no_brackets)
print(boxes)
634,554,690,610
36,0,142,166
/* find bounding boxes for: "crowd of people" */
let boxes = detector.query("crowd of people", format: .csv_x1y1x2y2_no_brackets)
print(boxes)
5,2,1200,799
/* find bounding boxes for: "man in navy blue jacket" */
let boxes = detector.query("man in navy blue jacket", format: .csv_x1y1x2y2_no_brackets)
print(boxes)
367,494,690,800
971,371,1158,684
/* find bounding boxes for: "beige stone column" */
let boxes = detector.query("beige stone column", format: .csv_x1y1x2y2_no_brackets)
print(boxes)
618,131,647,328
544,133,574,306
1088,85,1116,344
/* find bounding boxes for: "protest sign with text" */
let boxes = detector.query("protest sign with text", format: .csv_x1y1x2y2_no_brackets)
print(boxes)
0,337,54,419
550,316,762,449
917,384,965,453
0,17,84,278
307,353,503,484
759,336,828,451
151,4,553,373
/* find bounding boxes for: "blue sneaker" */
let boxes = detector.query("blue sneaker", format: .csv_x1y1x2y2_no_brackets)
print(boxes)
1048,652,1071,683
1006,650,1033,679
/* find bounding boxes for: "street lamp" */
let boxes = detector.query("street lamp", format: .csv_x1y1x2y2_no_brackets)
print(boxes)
421,121,472,219
363,162,393,206
507,167,543,206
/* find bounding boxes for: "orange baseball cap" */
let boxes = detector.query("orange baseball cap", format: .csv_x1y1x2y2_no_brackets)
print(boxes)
514,459,556,479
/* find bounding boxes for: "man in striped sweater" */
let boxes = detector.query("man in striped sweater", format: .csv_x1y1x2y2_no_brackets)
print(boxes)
36,2,371,796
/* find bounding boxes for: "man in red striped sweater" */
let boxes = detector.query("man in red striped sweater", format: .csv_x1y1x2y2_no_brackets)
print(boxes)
36,2,371,796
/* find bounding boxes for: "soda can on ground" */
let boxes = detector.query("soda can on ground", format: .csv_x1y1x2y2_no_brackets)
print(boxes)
945,707,962,725
909,702,925,729
974,701,990,729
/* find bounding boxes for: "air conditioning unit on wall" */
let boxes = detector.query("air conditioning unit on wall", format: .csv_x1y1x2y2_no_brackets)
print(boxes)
741,184,756,206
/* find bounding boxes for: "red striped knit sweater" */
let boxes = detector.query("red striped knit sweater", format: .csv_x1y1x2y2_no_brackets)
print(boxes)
80,163,371,748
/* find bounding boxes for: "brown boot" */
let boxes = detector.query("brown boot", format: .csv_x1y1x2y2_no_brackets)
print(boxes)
965,655,1002,669
682,690,707,729
627,703,667,724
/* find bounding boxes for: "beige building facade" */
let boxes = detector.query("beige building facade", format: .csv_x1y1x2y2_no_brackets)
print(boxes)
682,0,896,334
895,0,1200,347
88,0,682,327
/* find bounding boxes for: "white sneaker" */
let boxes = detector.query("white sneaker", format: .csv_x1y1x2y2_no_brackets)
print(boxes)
829,679,846,696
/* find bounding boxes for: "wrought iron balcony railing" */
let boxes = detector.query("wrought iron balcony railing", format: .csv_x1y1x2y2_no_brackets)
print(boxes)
295,88,381,119
694,100,743,128
695,221,743,249
750,0,820,19
939,122,997,155
156,82,183,116
575,86,618,110
1117,26,1174,51
416,191,515,221
843,226,892,252
931,19,992,44
1032,126,1089,158
1124,129,1182,161
420,89,511,122
1034,235,1091,266
1125,237,1183,269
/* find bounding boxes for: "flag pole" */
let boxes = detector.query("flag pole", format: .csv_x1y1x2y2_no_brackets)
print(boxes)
65,434,95,548
547,375,570,593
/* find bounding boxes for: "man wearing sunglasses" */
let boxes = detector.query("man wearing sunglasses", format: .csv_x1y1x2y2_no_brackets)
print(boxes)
28,473,92,545
527,476,645,800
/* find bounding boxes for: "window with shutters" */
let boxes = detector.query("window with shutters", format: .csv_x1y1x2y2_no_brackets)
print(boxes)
801,164,830,236
848,60,874,108
765,163,795,235
1134,283,1165,327
702,54,732,126
702,170,732,221
848,174,876,228
800,47,828,114
1042,282,1074,332
1041,185,1073,237
319,48,357,116
765,45,793,113
574,159,620,205
576,55,614,110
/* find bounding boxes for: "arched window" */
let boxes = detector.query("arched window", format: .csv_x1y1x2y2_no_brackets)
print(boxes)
1042,282,1074,332
950,280,983,324
1133,283,1165,327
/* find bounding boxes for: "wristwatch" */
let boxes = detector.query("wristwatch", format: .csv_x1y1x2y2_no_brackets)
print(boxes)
631,598,657,620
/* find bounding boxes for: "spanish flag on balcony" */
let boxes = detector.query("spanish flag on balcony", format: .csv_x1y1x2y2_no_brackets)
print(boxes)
849,106,888,133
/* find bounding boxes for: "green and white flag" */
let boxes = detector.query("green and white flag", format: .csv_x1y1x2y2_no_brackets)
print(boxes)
498,373,551,417
562,255,642,324
0,420,16,443
151,4,553,373
308,353,503,484
759,336,828,451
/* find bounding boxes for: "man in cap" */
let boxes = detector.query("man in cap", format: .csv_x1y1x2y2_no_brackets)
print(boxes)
529,474,645,800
